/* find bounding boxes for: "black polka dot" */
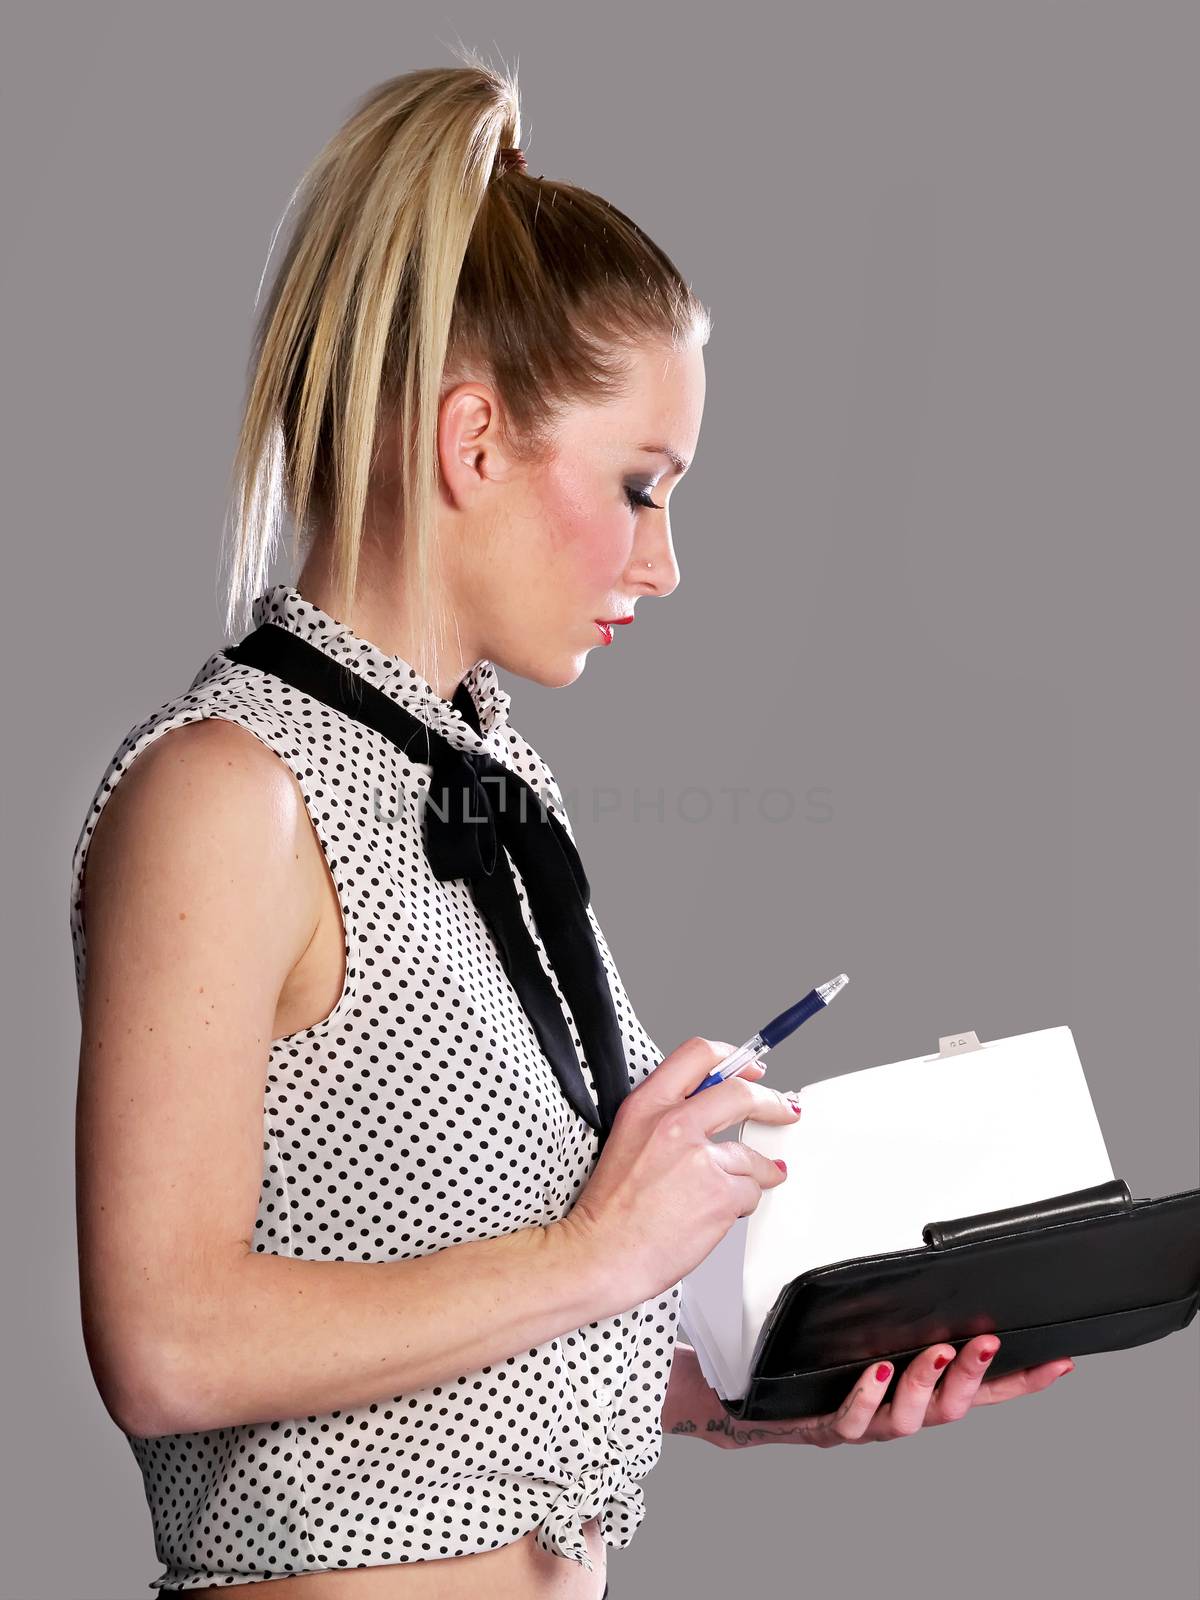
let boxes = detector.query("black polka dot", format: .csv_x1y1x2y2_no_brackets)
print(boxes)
68,583,681,1589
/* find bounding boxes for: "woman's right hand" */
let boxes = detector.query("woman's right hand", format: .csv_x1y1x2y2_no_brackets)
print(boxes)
564,1038,801,1306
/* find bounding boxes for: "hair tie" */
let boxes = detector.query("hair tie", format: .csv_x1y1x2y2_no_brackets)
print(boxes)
494,145,528,176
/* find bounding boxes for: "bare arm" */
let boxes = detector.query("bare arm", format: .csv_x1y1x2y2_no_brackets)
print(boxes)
74,719,617,1441
660,1342,738,1448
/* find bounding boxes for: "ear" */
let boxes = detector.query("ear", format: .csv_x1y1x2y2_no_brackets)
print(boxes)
437,381,514,508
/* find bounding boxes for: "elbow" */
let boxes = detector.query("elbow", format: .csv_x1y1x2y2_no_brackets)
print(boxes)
105,1386,175,1444
122,1360,195,1441
78,1257,244,1438
84,1327,201,1440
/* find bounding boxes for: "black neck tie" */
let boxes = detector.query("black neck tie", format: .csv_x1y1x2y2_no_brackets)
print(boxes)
224,622,631,1148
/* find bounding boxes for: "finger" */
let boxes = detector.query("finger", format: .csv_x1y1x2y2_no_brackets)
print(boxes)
648,1037,801,1136
968,1357,1076,1407
689,1069,804,1139
651,1036,794,1116
712,1138,791,1196
813,1359,893,1446
649,1036,742,1100
884,1343,954,1436
926,1336,1001,1422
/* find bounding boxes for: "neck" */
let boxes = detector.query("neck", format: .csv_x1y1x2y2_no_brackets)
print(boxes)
295,534,479,702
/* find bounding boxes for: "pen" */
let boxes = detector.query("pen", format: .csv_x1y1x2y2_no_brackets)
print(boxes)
684,974,850,1097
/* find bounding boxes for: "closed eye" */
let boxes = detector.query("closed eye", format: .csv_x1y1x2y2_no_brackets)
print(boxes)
625,484,664,512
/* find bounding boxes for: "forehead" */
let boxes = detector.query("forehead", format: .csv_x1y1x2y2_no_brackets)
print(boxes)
557,340,706,464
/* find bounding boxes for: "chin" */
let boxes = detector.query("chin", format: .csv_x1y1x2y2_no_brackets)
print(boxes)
501,646,589,690
537,654,589,689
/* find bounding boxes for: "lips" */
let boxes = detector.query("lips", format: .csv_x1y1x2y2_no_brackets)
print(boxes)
594,615,634,646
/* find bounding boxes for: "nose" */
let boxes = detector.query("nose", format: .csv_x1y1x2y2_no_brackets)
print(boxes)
629,525,681,598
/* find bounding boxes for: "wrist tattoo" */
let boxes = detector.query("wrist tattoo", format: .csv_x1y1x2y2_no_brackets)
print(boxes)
668,1410,801,1447
698,1412,812,1448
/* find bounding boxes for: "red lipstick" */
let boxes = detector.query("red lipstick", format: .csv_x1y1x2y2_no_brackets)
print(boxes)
594,615,634,645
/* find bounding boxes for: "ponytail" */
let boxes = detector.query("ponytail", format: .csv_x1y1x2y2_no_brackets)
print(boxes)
221,50,710,693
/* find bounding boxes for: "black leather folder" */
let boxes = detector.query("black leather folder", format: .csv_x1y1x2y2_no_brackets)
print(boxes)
720,1177,1200,1421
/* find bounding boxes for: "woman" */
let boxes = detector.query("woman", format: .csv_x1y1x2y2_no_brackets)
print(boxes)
70,60,1074,1600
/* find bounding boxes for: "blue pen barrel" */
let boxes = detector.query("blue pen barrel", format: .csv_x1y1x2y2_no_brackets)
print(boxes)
689,1068,727,1096
684,978,846,1099
759,989,824,1049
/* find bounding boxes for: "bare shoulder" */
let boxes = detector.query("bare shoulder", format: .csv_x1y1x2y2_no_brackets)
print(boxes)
78,713,327,1065
84,716,315,945
91,713,302,837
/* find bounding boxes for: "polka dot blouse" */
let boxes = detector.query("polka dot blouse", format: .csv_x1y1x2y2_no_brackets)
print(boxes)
68,582,683,1591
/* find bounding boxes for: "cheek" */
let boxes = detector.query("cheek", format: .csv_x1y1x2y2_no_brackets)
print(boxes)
539,470,633,589
574,520,631,592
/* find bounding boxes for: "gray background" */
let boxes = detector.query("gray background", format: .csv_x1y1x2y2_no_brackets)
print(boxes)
4,1,1197,1596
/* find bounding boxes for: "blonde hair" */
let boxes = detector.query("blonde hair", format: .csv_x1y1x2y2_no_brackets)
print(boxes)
220,51,711,689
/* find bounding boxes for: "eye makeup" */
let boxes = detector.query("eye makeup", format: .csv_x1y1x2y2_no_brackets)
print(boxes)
624,483,665,511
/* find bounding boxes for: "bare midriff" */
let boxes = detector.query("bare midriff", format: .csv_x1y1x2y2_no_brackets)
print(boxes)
176,1515,607,1598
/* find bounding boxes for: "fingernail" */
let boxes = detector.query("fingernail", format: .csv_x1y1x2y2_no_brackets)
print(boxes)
933,1353,952,1370
787,1098,803,1115
876,1364,892,1382
773,1158,787,1173
980,1345,998,1362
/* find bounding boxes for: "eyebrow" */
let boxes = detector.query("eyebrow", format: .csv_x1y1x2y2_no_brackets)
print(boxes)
637,443,691,474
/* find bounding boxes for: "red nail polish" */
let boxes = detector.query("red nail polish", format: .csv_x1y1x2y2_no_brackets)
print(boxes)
876,1364,892,1382
787,1098,803,1114
773,1158,787,1173
933,1353,951,1370
980,1346,997,1362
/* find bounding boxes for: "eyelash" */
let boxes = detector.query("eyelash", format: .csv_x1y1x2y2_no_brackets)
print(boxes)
625,484,664,512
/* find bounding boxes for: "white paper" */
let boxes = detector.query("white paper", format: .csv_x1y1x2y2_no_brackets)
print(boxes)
678,1216,748,1399
677,1024,1115,1401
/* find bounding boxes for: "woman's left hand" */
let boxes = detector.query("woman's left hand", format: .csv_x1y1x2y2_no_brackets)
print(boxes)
723,1336,1075,1448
